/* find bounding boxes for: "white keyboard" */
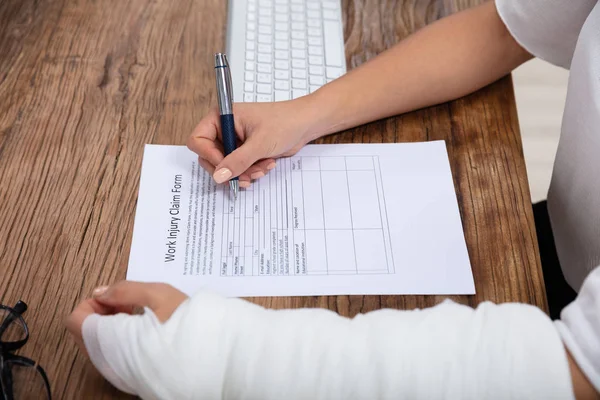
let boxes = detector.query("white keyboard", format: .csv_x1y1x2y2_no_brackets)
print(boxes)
226,0,347,103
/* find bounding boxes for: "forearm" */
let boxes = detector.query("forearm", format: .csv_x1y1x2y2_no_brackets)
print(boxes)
83,294,574,399
304,1,531,138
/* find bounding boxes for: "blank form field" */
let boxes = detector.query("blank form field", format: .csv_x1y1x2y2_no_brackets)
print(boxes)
325,230,356,272
347,170,382,229
321,171,352,229
353,230,388,272
302,171,325,229
305,229,327,273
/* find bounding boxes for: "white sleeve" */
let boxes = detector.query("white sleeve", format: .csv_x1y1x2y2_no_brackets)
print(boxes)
555,266,600,393
495,0,597,68
82,294,574,399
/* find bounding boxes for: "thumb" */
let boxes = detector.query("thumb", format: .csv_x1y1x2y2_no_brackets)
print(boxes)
213,139,266,184
94,281,188,322
94,281,159,310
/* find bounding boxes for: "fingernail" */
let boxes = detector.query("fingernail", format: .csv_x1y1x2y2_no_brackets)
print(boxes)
213,168,232,184
239,181,251,188
266,162,276,170
250,171,265,180
93,286,109,297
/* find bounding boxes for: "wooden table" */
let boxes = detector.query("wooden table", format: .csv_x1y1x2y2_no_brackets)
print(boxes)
0,0,546,398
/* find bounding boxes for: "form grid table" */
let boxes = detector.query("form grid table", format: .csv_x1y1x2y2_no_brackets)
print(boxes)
219,156,395,277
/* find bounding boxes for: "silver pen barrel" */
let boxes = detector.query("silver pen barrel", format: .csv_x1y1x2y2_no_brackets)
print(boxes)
215,53,233,116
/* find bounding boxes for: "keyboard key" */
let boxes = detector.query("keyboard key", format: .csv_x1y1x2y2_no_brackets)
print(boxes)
307,10,320,19
291,40,306,49
291,31,306,40
275,22,288,31
259,16,272,25
309,85,320,93
248,13,256,21
291,49,306,59
245,71,255,81
257,63,272,73
247,31,256,40
247,22,256,31
275,0,286,3
291,22,304,31
245,61,255,70
291,59,306,68
323,10,338,20
275,32,288,41
307,2,319,9
259,8,272,16
258,34,272,44
275,80,290,90
292,79,307,89
248,3,256,12
291,14,305,22
322,2,338,9
257,53,272,63
327,78,334,83
308,46,323,56
308,37,321,46
258,44,271,53
324,20,343,66
257,83,272,94
308,27,321,36
275,60,290,69
326,66,343,78
291,4,304,12
257,73,272,83
307,19,320,27
292,69,306,79
275,90,290,101
275,5,287,13
244,92,255,102
290,0,302,3
292,89,307,99
246,51,256,61
275,70,290,79
275,50,289,59
257,94,273,102
309,65,323,75
309,55,323,65
244,82,254,92
258,25,272,34
275,40,289,50
246,41,256,51
309,75,324,85
275,14,288,22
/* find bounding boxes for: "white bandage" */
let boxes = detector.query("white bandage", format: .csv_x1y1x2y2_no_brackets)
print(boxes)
82,292,576,399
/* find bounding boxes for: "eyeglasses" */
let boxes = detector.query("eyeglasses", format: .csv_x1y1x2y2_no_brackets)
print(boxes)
0,301,51,400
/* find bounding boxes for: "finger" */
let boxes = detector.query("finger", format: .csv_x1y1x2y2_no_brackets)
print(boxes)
239,181,251,189
187,114,225,167
94,281,160,310
198,157,215,175
65,299,112,355
213,139,265,184
248,158,277,180
95,281,188,322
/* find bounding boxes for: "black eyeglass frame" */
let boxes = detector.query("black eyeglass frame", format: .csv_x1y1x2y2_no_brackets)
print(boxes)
0,301,51,400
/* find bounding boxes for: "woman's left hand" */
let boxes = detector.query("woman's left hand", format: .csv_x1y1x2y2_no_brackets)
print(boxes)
65,281,188,355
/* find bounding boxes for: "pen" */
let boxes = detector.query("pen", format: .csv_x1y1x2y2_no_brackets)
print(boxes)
214,53,239,200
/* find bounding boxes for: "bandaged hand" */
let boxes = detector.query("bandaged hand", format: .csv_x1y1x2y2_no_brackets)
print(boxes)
65,282,188,357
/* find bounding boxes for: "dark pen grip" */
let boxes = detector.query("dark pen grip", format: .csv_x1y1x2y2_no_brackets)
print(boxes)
220,113,239,181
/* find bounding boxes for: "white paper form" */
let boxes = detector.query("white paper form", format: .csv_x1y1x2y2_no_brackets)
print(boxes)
127,142,474,297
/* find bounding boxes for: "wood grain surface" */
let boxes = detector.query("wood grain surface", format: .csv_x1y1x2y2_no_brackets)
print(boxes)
0,0,545,398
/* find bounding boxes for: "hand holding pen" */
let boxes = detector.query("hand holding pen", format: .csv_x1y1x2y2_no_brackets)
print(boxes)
186,55,318,190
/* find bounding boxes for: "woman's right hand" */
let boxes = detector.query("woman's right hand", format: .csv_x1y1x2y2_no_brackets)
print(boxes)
187,96,323,188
